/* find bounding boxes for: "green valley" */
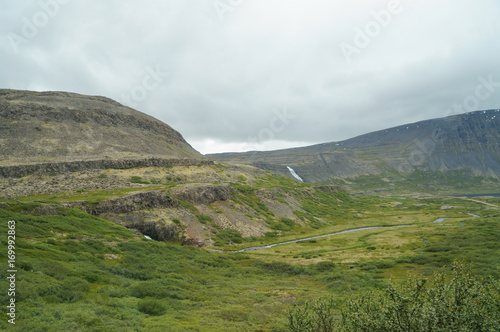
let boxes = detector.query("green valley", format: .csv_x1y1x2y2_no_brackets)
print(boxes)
1,175,499,331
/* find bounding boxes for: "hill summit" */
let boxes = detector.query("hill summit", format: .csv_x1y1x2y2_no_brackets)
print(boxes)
0,89,202,165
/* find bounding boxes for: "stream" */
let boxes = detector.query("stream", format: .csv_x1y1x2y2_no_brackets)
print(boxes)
235,226,401,252
232,214,480,252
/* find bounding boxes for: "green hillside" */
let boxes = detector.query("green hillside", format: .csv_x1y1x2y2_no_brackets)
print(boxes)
1,185,499,331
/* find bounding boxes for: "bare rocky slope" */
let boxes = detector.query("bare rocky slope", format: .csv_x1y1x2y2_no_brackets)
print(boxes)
209,110,500,183
0,89,202,165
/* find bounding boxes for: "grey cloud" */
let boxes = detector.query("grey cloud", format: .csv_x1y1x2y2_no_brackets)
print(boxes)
1,0,499,153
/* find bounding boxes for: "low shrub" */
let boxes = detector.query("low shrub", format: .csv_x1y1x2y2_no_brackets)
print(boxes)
280,217,295,227
197,214,212,224
214,229,243,246
314,261,336,272
130,176,150,184
137,298,167,316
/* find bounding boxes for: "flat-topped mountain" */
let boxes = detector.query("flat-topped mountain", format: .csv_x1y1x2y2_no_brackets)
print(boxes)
209,110,500,183
0,89,202,165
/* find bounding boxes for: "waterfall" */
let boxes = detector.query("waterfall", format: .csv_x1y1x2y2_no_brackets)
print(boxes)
287,166,303,182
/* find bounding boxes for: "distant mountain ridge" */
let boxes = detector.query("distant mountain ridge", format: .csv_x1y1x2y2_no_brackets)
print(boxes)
208,110,500,183
0,89,202,165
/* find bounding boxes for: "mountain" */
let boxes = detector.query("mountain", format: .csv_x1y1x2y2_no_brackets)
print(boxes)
0,89,202,165
208,110,500,183
0,89,348,246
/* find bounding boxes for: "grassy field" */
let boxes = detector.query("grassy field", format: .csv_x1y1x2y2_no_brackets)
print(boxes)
0,181,499,330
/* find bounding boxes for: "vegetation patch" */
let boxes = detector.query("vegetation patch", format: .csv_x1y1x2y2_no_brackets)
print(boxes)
197,214,213,224
137,298,167,316
214,229,243,246
286,261,500,331
130,176,150,184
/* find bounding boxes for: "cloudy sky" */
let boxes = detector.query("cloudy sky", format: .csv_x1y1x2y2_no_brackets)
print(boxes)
1,0,500,154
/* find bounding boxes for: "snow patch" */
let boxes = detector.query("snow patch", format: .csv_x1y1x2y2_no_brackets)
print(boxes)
287,166,303,182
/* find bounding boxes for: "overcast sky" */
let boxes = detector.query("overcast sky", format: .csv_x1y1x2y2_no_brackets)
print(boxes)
1,0,500,154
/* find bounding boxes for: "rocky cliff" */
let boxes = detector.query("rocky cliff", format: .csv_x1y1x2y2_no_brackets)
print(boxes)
0,158,213,178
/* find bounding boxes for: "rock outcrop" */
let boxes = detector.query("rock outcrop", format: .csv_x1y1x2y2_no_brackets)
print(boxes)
85,191,179,215
26,191,179,216
170,184,234,204
0,158,214,178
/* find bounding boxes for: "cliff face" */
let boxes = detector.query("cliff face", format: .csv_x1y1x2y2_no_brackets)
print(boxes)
209,110,500,182
0,89,202,164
